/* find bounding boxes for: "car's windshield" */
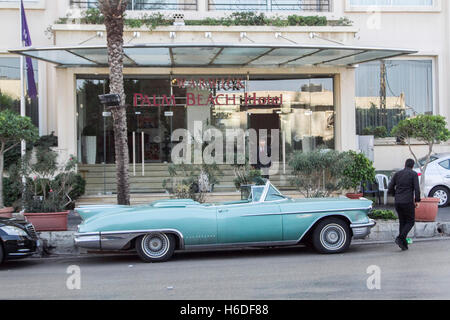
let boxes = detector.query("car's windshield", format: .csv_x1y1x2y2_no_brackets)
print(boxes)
251,186,265,202
265,185,285,201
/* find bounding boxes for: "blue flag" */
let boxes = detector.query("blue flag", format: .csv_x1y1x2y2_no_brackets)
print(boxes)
21,0,37,99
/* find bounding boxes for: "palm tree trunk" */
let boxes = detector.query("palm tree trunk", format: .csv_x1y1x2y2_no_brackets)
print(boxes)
99,0,130,205
0,152,4,208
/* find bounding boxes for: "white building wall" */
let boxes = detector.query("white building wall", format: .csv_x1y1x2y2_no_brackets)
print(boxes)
0,0,449,170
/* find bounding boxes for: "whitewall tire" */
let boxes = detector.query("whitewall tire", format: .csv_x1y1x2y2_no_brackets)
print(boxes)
136,232,175,263
312,218,351,254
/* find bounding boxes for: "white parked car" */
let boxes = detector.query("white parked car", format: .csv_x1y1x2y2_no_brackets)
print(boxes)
413,153,450,207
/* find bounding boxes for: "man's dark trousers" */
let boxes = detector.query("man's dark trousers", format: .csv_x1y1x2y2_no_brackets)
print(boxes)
395,202,415,243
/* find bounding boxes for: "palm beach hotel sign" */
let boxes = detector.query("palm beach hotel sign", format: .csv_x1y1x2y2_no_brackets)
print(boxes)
133,77,284,107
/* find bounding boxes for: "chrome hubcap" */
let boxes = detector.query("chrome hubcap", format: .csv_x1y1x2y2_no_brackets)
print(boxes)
433,190,447,206
141,233,170,258
320,224,346,251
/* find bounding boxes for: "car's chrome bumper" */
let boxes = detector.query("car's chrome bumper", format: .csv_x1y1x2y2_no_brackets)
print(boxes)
74,232,102,250
350,219,377,239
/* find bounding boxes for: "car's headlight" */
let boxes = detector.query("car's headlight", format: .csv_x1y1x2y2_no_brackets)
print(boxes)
0,226,28,237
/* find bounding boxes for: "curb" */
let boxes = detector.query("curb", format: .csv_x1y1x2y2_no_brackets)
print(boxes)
366,221,450,241
36,221,450,256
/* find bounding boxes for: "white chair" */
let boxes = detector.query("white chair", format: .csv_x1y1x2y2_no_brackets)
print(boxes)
375,174,389,205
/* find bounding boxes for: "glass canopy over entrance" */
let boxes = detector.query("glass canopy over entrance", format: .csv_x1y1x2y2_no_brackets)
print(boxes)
9,43,417,68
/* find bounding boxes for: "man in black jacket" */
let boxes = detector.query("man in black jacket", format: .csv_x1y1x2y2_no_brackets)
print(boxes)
388,159,421,251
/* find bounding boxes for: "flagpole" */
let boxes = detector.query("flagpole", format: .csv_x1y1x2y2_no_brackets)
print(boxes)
20,1,26,207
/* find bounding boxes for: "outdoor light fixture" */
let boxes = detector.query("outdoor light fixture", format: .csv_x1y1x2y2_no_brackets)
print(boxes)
275,32,297,44
240,32,254,43
205,32,212,39
169,32,176,39
127,31,141,43
78,31,104,45
98,94,121,107
309,32,344,45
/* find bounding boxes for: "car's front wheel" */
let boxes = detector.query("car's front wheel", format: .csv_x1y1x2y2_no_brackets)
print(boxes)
312,218,351,254
430,186,450,207
136,232,175,263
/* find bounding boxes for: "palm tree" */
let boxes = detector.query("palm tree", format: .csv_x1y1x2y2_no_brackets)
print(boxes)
98,0,130,205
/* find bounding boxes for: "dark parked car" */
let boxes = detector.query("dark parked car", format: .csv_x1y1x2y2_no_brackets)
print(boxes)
0,217,39,264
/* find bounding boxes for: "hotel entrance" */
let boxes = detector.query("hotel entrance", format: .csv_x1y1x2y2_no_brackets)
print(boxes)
76,75,335,166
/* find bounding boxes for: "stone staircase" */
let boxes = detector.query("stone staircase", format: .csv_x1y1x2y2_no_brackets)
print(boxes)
78,163,296,196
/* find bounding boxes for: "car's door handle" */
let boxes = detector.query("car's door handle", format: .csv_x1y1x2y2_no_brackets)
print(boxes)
218,209,228,213
445,175,450,179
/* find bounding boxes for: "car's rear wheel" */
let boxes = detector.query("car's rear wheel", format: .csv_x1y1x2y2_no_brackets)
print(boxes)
312,218,351,254
430,187,450,207
136,232,175,263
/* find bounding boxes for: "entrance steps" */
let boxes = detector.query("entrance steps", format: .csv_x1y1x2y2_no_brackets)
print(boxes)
78,163,295,197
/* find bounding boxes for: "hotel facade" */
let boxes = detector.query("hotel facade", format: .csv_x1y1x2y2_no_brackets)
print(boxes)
1,0,449,194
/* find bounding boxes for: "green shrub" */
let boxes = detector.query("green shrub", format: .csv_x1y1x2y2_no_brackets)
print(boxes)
341,151,376,193
368,209,398,220
55,9,352,28
287,15,327,26
362,126,389,138
233,168,263,189
82,8,104,24
289,149,348,198
55,173,86,201
2,177,21,208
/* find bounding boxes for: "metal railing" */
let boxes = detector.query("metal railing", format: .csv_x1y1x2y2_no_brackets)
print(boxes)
208,0,331,11
70,0,198,11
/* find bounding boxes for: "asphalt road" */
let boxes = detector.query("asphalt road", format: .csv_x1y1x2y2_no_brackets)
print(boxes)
1,239,450,300
438,206,450,221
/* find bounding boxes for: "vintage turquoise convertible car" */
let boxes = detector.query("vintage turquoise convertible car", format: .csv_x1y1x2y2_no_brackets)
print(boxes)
74,181,375,262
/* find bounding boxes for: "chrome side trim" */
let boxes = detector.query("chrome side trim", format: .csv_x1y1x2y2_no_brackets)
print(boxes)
185,240,299,251
75,229,185,251
242,206,372,217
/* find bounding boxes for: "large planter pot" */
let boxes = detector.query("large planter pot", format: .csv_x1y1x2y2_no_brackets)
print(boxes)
0,207,14,219
415,198,439,222
23,211,69,232
346,193,363,200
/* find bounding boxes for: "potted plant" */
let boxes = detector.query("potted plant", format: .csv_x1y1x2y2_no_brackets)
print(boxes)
392,115,450,222
20,137,81,231
0,110,39,218
341,151,376,199
163,161,223,203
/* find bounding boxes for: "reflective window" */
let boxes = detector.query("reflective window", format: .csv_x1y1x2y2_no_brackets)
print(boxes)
355,60,433,137
439,160,450,170
246,77,335,153
208,0,331,11
70,0,197,10
251,186,265,202
76,75,334,165
76,76,186,164
0,57,39,127
349,0,433,6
